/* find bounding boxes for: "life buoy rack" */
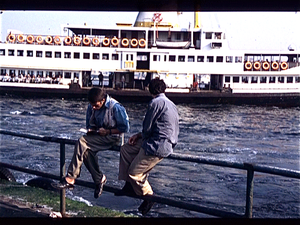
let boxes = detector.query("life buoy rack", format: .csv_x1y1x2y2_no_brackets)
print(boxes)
121,38,129,47
83,37,91,46
262,61,270,71
64,36,72,45
27,35,34,44
271,61,279,70
103,37,110,47
131,38,138,47
36,35,43,44
92,37,100,46
54,36,61,45
73,36,81,46
244,61,252,70
139,38,146,48
17,34,25,43
280,62,288,70
8,34,15,43
111,37,119,46
45,35,53,45
253,61,261,70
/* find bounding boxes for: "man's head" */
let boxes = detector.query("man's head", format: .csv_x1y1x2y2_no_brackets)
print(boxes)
149,77,166,96
88,88,106,110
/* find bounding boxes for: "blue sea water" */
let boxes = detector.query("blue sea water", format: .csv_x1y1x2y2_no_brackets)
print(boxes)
0,95,299,218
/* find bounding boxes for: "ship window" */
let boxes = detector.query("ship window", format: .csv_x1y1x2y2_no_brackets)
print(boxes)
103,53,109,60
207,56,213,62
205,32,212,39
197,56,204,62
92,53,99,59
178,55,185,62
9,70,15,76
37,71,43,76
36,51,42,57
176,33,181,40
233,77,239,83
1,69,6,75
164,55,167,61
74,52,80,59
65,72,71,79
260,77,267,83
226,56,233,63
225,76,230,83
27,50,33,57
153,55,158,61
242,77,249,83
215,32,222,39
112,54,119,60
64,52,71,58
235,56,242,63
287,77,293,83
216,56,223,62
17,50,24,56
55,52,61,58
188,56,194,62
251,77,258,83
0,49,5,56
8,49,14,56
295,77,300,83
18,70,25,76
28,70,34,76
269,77,275,83
45,51,52,58
46,71,53,77
278,77,284,83
83,53,90,59
169,55,176,62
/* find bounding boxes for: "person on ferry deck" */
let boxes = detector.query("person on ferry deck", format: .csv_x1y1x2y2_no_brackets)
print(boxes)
53,88,130,199
116,78,179,215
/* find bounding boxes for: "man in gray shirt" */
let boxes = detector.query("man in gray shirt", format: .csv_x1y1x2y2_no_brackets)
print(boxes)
117,78,179,215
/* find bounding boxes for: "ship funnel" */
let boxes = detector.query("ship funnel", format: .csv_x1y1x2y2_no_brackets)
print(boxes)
134,12,181,28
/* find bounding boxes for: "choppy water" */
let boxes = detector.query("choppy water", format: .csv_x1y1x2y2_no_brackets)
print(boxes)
0,95,299,218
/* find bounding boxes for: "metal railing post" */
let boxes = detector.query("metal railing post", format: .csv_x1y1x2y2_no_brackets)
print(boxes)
244,163,254,218
60,142,66,217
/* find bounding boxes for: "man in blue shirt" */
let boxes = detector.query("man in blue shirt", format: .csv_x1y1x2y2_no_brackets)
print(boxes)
117,78,179,215
54,88,129,199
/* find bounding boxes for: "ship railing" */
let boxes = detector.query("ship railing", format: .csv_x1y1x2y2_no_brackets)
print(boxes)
0,129,299,218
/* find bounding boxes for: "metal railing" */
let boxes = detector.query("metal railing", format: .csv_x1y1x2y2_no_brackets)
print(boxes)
0,129,299,218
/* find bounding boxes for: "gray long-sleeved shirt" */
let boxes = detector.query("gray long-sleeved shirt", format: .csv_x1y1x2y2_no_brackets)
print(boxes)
142,93,179,157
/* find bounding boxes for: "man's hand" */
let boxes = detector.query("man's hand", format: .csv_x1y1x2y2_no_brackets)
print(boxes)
98,128,108,136
128,133,142,145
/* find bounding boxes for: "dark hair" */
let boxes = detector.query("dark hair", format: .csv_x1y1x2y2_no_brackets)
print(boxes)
149,77,166,95
87,88,106,103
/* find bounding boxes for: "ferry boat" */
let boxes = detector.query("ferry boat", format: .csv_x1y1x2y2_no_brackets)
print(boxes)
0,12,299,106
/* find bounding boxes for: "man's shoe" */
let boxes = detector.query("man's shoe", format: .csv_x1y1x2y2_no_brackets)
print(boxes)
52,179,74,190
138,199,155,216
94,175,107,199
114,181,136,196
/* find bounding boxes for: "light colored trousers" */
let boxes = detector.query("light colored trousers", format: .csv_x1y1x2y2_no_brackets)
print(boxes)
67,134,121,185
118,138,163,196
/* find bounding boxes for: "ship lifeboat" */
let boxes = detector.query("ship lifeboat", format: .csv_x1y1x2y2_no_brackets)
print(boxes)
64,36,72,45
280,62,288,70
92,37,100,46
253,61,261,70
103,37,110,46
17,34,25,43
139,38,146,48
45,36,53,45
8,34,16,43
244,61,252,70
262,61,270,71
27,35,34,44
271,61,279,70
131,38,138,47
121,38,129,47
54,36,61,45
36,35,43,44
73,36,81,46
111,37,119,46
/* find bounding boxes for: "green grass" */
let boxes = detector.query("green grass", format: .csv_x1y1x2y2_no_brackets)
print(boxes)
0,180,136,217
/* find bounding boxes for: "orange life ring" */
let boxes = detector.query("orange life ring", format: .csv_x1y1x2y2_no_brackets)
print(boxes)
111,37,119,46
244,61,252,70
103,37,110,46
92,37,100,46
139,38,146,48
131,38,138,47
17,34,25,43
280,62,288,70
253,61,261,70
64,36,72,45
121,38,129,47
8,34,15,43
262,61,270,70
27,35,34,44
83,37,91,46
36,35,43,44
54,36,61,45
73,36,81,46
271,61,279,70
45,35,53,44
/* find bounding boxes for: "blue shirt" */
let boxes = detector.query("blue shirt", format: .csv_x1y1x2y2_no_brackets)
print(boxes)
142,93,179,157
